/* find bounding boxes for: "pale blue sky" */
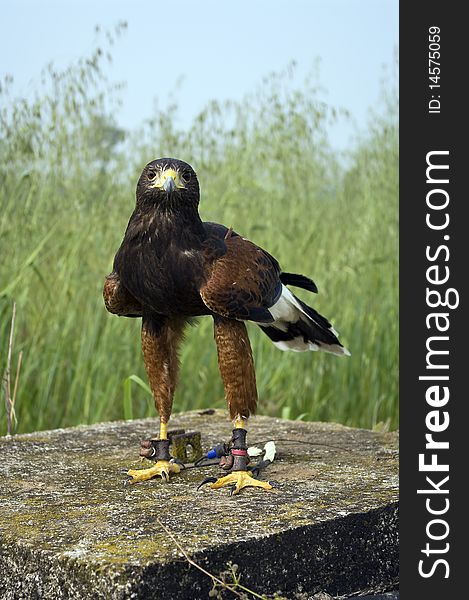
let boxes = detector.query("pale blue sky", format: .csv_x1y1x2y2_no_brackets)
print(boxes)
0,0,398,150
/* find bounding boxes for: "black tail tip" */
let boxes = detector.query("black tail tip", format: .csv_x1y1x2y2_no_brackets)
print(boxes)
280,272,318,294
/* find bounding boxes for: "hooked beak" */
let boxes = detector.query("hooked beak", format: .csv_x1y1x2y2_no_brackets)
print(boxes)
148,167,185,192
163,175,177,193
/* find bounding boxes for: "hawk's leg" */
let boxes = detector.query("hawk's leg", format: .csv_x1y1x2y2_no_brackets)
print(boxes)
127,316,185,484
199,316,272,495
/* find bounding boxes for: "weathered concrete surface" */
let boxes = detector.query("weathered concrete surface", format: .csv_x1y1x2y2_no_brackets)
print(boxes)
0,410,398,599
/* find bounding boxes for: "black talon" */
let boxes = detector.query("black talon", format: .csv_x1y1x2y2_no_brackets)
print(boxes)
229,485,237,497
124,476,135,486
197,477,218,490
161,471,169,482
172,458,186,469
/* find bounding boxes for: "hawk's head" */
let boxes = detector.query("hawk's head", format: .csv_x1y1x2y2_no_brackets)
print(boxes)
136,158,200,209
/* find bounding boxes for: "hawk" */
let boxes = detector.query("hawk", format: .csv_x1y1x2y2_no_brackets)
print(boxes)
104,158,349,494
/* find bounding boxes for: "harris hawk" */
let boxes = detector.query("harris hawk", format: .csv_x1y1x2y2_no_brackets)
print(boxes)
103,158,349,494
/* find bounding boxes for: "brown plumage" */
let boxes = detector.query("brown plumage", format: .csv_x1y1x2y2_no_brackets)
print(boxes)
103,272,142,317
141,318,185,425
213,316,258,420
103,157,349,488
200,232,280,321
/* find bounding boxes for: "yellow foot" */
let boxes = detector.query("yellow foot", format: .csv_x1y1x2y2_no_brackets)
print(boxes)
199,470,273,496
126,460,181,484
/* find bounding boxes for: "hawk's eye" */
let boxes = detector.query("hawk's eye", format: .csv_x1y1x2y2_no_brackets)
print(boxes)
147,169,157,181
181,170,192,183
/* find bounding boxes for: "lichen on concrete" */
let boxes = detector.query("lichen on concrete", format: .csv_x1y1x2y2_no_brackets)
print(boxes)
0,410,398,599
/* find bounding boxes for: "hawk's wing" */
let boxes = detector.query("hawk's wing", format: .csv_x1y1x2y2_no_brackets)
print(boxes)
199,233,281,322
103,272,143,317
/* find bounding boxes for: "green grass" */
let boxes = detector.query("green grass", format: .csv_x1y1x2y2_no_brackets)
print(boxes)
0,35,398,435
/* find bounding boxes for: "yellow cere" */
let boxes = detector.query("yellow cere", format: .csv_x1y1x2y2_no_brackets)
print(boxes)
151,168,186,190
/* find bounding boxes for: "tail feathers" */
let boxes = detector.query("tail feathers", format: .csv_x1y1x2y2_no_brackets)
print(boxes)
295,297,335,334
259,320,349,356
260,286,350,356
280,272,318,293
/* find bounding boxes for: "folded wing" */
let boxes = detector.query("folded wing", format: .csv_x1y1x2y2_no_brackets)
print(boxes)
199,231,350,356
200,233,281,322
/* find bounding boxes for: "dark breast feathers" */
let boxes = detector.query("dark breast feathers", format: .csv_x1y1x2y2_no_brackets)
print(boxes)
111,218,281,321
